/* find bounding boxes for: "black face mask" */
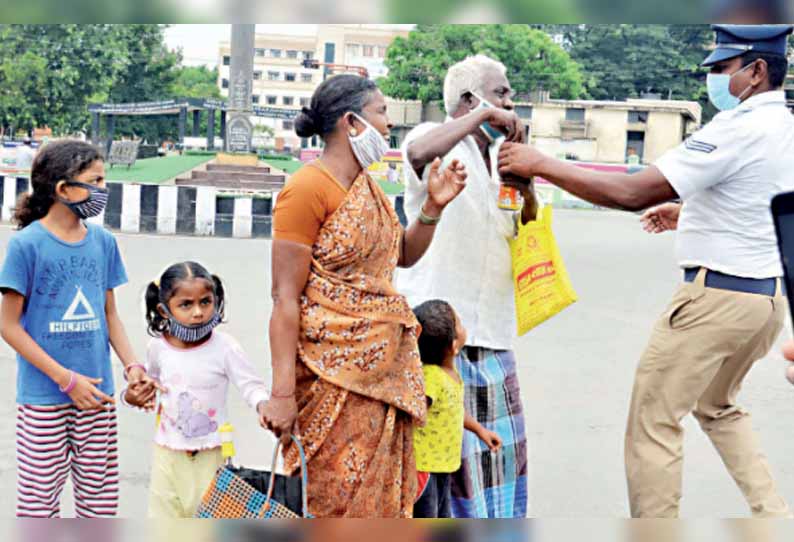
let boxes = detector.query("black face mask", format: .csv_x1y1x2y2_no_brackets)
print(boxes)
58,181,109,219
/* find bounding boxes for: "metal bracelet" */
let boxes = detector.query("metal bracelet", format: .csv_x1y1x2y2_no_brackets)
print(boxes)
418,205,442,226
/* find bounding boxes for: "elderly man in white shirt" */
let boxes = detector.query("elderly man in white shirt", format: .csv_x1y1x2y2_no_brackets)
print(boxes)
396,54,537,518
498,24,794,519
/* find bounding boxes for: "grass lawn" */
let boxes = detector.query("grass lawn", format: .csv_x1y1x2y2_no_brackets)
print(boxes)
262,156,404,196
378,180,404,196
105,154,213,184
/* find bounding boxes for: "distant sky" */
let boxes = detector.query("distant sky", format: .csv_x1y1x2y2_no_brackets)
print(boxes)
164,24,414,68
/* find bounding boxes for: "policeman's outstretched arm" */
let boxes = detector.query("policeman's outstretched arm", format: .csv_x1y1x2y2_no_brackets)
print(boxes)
498,142,677,212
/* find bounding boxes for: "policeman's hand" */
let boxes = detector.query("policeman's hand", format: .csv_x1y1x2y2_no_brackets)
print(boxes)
782,341,794,385
483,109,525,143
498,142,547,179
501,173,535,200
640,202,681,234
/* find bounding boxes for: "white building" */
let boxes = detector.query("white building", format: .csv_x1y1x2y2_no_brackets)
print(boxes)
218,24,410,151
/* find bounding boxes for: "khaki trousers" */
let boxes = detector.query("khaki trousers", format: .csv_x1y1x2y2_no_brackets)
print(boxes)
625,268,790,518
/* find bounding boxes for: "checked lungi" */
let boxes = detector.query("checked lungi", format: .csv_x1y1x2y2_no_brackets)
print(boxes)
451,347,528,518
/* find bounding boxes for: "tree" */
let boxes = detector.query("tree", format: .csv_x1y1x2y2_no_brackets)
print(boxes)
171,66,222,100
379,24,585,109
0,51,48,136
106,25,182,143
0,24,193,139
0,24,132,135
544,24,712,103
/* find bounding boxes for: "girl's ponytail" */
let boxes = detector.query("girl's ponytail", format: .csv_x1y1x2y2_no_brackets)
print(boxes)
145,280,167,337
211,274,226,320
13,190,55,229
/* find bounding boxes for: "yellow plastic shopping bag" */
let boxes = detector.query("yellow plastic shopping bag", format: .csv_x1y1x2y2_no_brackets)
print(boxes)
509,205,577,335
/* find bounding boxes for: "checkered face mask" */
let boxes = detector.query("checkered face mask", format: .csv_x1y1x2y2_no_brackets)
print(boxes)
59,181,109,219
161,304,221,343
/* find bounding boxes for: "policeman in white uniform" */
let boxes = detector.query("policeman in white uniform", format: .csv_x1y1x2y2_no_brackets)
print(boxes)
498,24,794,518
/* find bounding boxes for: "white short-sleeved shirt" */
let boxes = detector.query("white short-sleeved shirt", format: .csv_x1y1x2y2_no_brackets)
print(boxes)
395,120,518,350
655,91,794,278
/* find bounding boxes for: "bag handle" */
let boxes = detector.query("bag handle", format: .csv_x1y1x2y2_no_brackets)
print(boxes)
266,435,310,518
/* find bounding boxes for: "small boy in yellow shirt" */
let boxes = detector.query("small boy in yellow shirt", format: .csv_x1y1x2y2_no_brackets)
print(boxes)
412,300,502,518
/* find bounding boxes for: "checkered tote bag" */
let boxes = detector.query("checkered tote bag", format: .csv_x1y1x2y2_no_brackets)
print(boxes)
195,435,312,519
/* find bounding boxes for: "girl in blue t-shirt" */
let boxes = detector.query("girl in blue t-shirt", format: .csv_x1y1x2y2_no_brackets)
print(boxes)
0,140,158,518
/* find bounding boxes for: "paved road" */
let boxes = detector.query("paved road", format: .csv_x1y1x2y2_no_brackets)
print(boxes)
0,209,792,518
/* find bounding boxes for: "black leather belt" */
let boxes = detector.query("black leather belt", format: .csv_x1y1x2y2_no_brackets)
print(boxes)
684,268,785,296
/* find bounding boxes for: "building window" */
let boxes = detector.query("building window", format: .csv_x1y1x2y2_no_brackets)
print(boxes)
515,105,533,120
268,71,280,81
266,95,277,105
303,50,314,60
255,48,265,57
363,45,374,57
287,50,298,59
565,108,585,122
269,48,282,58
299,97,310,107
283,120,294,130
283,96,294,106
628,110,648,123
285,72,296,82
378,46,387,58
222,55,230,66
346,43,361,57
301,73,313,83
253,71,262,80
252,95,259,104
221,78,229,89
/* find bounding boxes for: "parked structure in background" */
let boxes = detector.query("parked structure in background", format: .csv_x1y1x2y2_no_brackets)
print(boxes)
217,24,409,151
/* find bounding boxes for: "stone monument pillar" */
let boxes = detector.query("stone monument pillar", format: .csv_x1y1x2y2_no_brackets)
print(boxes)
226,24,255,154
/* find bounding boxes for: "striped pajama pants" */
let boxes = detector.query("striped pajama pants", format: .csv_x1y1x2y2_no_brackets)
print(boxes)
16,404,119,518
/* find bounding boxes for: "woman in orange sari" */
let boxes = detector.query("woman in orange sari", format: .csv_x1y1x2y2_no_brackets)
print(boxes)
259,74,467,518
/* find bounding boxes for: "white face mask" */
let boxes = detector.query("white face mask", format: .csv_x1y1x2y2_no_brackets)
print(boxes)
348,112,389,170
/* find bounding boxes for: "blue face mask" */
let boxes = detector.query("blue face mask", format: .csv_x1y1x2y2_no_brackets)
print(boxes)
469,91,505,143
706,62,755,111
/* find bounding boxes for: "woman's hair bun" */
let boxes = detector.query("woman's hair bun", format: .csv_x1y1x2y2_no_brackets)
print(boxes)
294,107,317,138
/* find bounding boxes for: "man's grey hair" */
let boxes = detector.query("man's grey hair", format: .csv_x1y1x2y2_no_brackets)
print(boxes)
443,54,507,114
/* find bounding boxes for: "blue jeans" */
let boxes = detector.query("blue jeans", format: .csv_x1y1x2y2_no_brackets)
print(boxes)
413,473,452,518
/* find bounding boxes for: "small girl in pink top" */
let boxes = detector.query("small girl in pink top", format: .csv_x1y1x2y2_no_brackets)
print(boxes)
122,261,269,518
